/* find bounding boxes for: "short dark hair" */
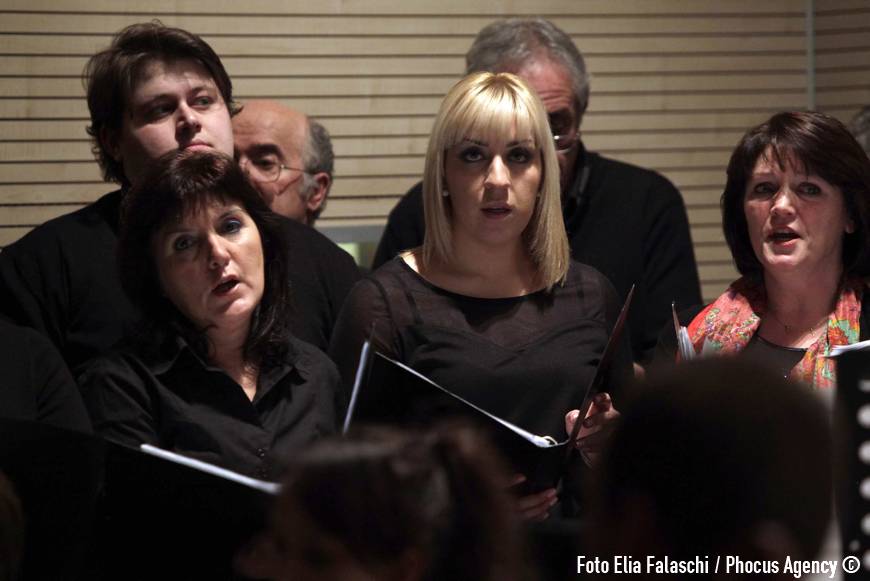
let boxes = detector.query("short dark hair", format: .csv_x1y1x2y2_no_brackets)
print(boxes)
118,150,291,367
84,21,238,186
722,111,870,278
273,425,529,581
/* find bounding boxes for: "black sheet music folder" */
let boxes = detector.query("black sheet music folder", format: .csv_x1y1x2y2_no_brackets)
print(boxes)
344,348,570,491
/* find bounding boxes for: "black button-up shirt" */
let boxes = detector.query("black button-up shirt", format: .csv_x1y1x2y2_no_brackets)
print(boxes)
79,334,339,480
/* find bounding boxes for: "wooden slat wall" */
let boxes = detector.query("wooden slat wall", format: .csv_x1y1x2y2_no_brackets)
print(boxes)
0,0,810,300
815,1,870,132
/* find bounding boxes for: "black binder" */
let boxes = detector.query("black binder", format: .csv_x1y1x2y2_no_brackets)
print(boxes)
345,349,570,490
97,441,277,578
0,418,103,581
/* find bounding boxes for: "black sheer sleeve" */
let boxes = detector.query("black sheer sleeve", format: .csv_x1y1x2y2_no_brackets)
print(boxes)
328,276,403,406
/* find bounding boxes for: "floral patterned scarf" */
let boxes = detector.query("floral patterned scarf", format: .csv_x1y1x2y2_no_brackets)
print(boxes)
686,276,863,389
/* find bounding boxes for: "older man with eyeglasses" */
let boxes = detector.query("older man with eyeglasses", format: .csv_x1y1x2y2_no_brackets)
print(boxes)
373,17,702,367
233,100,334,226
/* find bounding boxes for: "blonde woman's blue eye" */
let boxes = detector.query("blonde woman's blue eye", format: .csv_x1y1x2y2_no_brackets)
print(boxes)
509,148,532,163
459,147,484,162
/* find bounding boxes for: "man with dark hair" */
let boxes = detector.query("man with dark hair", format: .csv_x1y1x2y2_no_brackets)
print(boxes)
233,100,334,226
0,22,359,371
373,17,702,366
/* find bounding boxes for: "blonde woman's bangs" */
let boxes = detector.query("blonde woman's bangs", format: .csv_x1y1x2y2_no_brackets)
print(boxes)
442,84,538,150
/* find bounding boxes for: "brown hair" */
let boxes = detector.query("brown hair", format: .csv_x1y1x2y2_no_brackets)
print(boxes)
721,111,870,278
84,21,237,186
272,425,531,581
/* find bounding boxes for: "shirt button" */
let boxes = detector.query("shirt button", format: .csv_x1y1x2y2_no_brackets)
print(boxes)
256,447,267,458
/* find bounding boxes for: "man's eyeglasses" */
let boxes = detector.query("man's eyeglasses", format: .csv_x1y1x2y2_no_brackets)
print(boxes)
240,158,309,183
553,132,579,152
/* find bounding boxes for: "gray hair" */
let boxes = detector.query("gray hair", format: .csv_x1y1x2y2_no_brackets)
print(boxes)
849,106,870,155
300,117,334,221
465,17,590,124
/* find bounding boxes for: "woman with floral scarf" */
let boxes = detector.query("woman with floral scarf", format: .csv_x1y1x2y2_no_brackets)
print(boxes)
672,112,870,389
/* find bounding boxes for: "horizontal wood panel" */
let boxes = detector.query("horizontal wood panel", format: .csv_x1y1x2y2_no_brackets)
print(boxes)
0,0,806,16
698,262,741,283
814,88,870,107
816,70,870,88
0,13,806,36
814,11,870,32
0,227,30,248
691,224,725,245
0,33,807,57
686,207,724,225
0,91,809,120
0,72,809,99
702,280,734,303
0,53,810,78
813,31,870,51
814,0,870,13
816,47,870,69
694,243,733,262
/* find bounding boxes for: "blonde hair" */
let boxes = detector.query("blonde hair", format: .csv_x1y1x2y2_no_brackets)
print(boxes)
421,72,569,289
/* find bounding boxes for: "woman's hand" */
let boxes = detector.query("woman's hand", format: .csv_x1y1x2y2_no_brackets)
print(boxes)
565,392,620,466
508,474,558,522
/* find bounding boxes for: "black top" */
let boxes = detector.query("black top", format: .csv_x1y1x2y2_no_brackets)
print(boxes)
78,334,340,480
743,335,807,379
0,318,91,432
0,189,361,372
329,258,632,439
372,145,702,365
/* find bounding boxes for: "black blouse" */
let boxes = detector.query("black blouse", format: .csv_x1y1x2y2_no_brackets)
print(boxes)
329,258,633,439
79,335,339,480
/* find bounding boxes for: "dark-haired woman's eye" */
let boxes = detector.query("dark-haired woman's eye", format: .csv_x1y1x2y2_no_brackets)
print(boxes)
799,182,822,196
172,235,195,252
749,182,777,197
220,218,243,235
